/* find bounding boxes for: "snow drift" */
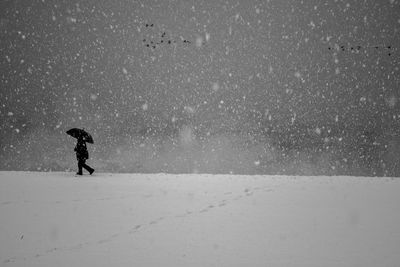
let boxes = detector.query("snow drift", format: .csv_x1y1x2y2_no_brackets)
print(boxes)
1,171,400,267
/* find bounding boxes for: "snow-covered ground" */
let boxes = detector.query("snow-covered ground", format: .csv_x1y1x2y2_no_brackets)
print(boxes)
1,172,399,267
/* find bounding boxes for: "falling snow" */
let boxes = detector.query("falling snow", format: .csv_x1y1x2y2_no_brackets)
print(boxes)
0,0,399,175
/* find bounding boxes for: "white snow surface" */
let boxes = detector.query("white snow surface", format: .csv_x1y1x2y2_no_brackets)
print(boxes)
1,171,400,267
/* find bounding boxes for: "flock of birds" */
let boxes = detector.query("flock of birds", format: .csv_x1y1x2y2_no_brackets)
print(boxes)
142,23,192,49
142,23,395,57
328,45,394,56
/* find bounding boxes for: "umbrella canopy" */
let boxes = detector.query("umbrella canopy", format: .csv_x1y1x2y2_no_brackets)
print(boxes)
66,128,94,144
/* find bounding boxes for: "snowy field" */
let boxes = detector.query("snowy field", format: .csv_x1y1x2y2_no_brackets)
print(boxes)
1,171,400,267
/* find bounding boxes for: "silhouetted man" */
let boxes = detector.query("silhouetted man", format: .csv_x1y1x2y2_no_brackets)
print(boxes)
75,136,94,175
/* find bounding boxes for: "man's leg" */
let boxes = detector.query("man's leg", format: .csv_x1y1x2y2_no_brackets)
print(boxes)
82,160,94,174
77,160,83,175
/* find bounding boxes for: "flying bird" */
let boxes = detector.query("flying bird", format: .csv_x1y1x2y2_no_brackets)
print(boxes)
142,23,193,50
328,44,394,56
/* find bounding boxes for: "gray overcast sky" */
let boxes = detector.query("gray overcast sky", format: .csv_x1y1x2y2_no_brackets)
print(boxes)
1,0,400,171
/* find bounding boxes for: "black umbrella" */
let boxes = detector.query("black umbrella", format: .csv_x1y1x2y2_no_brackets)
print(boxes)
66,128,94,144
